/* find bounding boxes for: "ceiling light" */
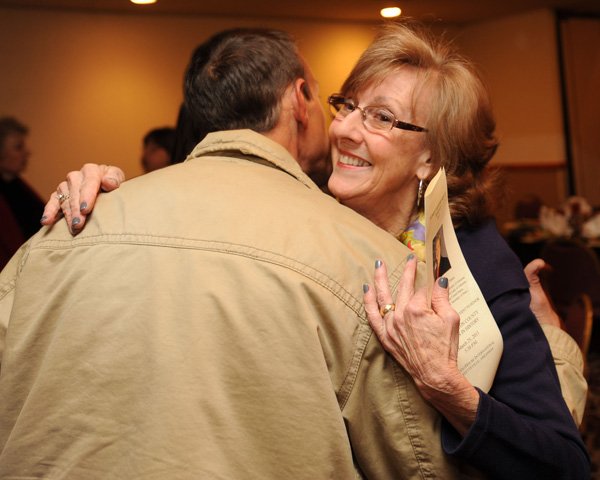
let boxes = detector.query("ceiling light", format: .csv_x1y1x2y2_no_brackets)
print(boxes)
380,7,401,18
130,0,157,5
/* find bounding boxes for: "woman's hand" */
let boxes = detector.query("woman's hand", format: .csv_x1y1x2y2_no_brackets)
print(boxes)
364,255,479,435
41,164,125,234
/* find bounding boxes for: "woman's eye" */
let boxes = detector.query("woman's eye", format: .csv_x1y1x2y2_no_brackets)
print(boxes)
373,109,394,124
342,103,356,112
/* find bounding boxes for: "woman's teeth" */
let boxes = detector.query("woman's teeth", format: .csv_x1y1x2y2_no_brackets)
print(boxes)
339,155,370,167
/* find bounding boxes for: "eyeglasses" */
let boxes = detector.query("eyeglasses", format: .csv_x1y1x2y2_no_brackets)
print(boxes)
327,94,428,133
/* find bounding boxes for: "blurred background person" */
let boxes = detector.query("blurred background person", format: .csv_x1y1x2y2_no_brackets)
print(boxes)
0,116,44,268
141,126,176,173
171,103,201,165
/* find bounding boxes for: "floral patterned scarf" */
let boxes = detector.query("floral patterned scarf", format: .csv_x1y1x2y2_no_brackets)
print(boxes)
397,211,426,261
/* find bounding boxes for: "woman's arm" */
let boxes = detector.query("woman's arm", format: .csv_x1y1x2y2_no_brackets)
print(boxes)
443,285,589,479
364,256,590,479
40,164,125,234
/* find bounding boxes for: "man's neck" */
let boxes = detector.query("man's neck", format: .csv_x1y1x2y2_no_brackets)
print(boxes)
263,123,298,162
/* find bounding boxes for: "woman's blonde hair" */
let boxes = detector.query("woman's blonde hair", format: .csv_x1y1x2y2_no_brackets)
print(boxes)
341,20,501,226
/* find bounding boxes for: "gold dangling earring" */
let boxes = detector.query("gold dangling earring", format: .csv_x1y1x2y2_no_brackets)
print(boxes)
416,179,424,209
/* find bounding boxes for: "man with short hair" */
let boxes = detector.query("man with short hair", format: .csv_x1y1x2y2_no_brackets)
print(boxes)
141,126,176,173
0,29,439,478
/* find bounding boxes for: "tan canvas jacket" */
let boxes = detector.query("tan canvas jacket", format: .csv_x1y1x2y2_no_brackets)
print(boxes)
0,130,478,479
542,324,588,426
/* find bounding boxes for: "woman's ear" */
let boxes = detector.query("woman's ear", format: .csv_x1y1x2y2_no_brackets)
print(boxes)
416,149,436,180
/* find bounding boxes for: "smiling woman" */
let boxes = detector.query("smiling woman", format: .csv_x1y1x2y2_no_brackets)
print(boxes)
328,66,433,237
345,21,589,479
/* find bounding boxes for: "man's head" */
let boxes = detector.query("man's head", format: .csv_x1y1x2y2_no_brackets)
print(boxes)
184,28,329,185
141,127,175,173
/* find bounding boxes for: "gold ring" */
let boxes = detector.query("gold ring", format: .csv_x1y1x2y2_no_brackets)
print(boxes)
379,303,395,317
56,192,70,204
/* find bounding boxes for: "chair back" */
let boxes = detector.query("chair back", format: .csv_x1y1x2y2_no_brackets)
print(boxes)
561,293,594,358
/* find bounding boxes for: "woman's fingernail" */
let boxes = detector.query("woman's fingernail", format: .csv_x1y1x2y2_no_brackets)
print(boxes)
407,253,415,261
375,260,382,269
80,202,87,212
106,177,119,187
363,283,369,293
72,217,81,228
40,216,47,223
438,277,448,289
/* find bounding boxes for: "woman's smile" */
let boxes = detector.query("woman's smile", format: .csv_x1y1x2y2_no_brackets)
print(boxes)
337,153,371,168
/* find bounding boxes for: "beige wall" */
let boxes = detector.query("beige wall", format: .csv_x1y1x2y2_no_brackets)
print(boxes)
455,9,569,223
0,7,378,196
1,6,576,223
560,17,600,206
456,9,566,167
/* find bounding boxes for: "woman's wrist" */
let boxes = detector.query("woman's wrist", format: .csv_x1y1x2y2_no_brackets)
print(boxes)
420,371,479,436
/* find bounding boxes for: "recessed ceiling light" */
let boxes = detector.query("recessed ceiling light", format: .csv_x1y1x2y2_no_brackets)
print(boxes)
130,0,157,5
380,7,401,18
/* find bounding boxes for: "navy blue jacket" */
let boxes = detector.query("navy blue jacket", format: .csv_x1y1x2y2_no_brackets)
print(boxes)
442,220,590,479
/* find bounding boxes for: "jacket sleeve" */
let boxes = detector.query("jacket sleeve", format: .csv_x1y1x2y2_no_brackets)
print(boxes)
541,324,588,427
441,277,590,479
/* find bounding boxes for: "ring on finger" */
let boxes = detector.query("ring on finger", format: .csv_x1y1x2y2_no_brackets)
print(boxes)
56,192,70,204
379,303,396,317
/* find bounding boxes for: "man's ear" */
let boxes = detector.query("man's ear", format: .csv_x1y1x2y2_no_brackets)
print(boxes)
301,81,312,100
291,78,310,129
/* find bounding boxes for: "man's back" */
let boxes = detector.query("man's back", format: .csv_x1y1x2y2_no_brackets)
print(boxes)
0,131,435,479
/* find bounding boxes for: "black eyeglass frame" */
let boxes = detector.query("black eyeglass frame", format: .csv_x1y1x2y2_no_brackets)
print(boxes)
327,94,428,133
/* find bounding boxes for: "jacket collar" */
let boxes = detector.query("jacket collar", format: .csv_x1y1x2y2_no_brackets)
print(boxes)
188,129,319,191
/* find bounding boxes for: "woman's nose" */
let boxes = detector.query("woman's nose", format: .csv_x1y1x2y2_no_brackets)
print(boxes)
333,109,365,142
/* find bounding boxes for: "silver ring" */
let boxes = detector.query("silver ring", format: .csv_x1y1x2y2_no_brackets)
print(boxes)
379,303,396,317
